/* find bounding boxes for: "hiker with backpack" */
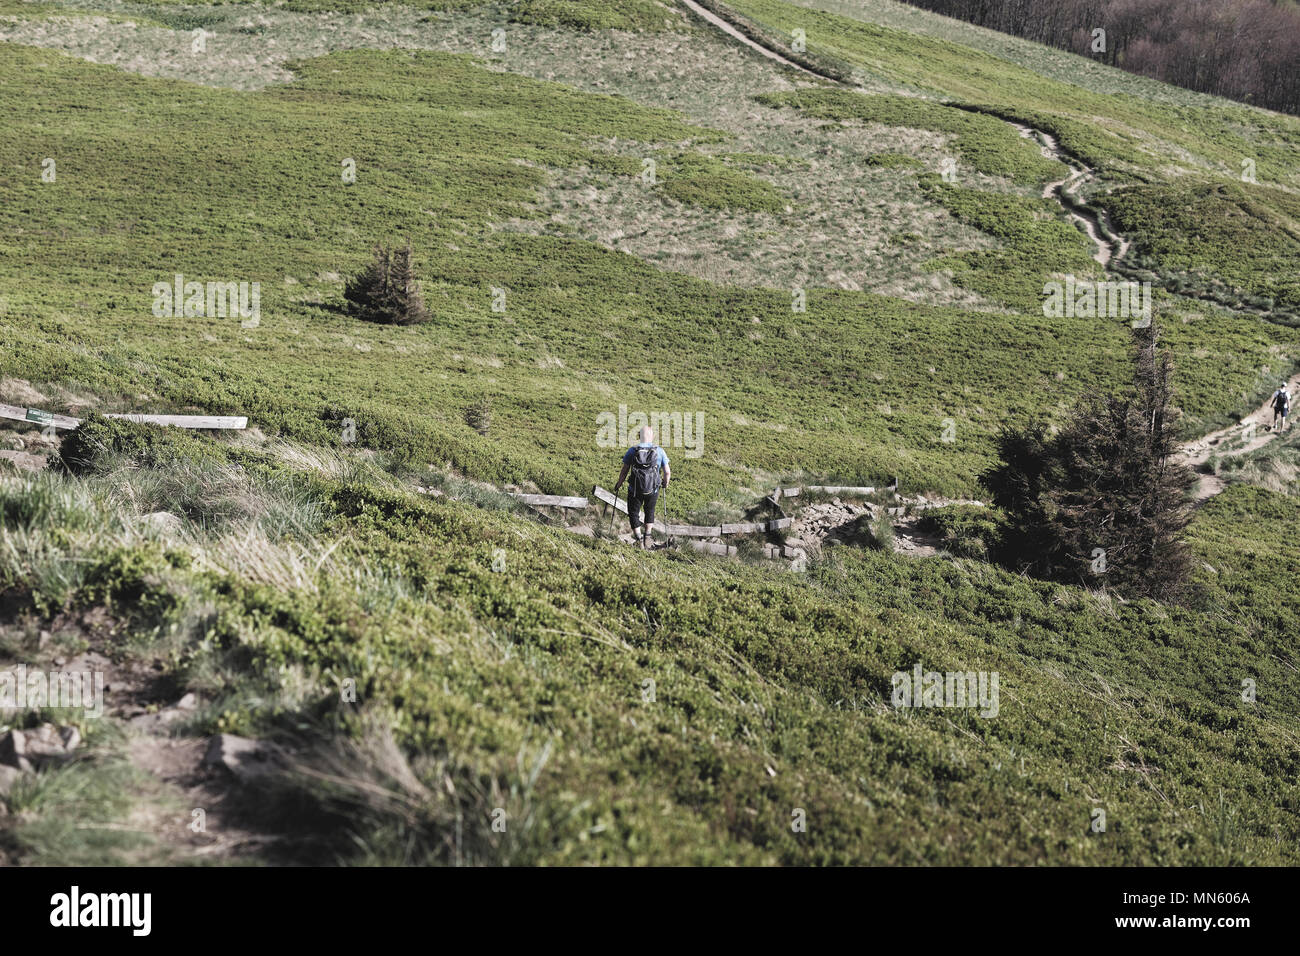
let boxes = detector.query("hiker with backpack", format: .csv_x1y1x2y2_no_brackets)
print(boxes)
1272,382,1291,432
613,425,671,549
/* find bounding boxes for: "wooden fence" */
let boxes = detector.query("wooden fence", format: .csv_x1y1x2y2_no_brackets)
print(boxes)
506,486,814,540
0,403,247,431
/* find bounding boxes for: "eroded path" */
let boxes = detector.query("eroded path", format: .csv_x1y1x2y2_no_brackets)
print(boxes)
1177,370,1299,502
680,1,1293,508
679,0,1127,266
679,0,824,77
1015,125,1128,266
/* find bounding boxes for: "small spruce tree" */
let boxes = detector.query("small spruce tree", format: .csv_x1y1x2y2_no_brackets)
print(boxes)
343,244,391,323
344,241,430,325
465,395,492,436
982,320,1195,600
387,241,430,326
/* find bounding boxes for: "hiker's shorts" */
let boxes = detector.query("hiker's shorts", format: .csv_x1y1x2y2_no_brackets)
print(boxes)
628,491,658,531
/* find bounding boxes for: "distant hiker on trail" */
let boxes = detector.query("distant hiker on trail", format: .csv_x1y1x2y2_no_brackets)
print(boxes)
613,425,670,549
1272,382,1291,432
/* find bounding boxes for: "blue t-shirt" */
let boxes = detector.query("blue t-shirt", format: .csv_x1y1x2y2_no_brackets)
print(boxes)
624,443,669,468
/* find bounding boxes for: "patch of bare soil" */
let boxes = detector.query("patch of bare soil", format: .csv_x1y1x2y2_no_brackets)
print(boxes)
0,604,283,863
0,449,48,473
0,418,62,473
0,378,48,407
1177,369,1300,503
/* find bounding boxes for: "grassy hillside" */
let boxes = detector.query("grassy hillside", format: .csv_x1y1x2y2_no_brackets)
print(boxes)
0,40,1294,503
725,0,1300,311
2,426,1298,864
1,0,1298,866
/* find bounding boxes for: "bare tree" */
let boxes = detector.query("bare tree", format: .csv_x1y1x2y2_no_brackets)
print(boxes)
899,0,1300,114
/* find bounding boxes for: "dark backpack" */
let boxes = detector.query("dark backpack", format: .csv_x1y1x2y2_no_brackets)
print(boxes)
1275,391,1290,412
629,446,662,497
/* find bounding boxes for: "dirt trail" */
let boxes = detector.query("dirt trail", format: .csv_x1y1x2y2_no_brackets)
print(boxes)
0,607,277,862
1177,371,1298,502
1015,126,1128,266
681,0,1128,266
680,5,1294,511
679,0,825,77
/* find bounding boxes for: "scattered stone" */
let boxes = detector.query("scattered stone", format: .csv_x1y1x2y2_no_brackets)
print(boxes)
567,525,595,537
202,734,279,781
1,729,33,772
60,650,112,683
130,696,197,732
0,724,81,772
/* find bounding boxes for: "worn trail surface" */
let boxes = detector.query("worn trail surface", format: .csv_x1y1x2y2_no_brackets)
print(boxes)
682,1,1294,509
1176,370,1299,502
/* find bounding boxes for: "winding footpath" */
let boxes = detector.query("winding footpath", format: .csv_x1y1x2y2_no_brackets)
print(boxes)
681,0,1295,504
1014,125,1128,266
1176,370,1300,502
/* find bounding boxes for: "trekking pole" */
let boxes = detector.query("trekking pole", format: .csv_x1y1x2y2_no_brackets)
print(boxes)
627,483,638,548
663,482,673,548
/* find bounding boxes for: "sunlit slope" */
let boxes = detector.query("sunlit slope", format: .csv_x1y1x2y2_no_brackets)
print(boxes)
0,42,1292,503
726,0,1300,310
3,434,1297,864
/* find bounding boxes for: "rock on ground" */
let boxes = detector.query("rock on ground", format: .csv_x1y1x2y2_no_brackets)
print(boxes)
202,734,280,781
0,724,82,773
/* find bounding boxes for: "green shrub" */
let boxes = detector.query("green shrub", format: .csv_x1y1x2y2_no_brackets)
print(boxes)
465,396,492,436
1103,181,1300,314
654,152,787,213
52,415,228,478
917,504,1002,559
864,152,926,169
982,325,1195,599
